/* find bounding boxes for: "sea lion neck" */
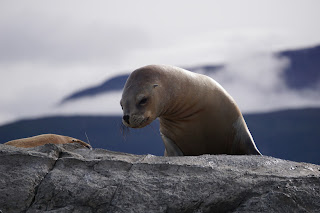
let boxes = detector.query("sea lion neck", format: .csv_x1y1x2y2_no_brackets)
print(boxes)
157,68,204,119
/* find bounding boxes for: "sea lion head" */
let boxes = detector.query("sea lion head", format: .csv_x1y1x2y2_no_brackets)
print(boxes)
68,136,92,149
120,67,161,128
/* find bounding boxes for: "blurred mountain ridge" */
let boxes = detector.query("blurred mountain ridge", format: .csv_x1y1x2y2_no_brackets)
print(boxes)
1,107,319,165
60,45,320,104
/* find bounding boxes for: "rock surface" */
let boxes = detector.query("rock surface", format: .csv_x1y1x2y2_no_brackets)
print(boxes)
0,143,319,213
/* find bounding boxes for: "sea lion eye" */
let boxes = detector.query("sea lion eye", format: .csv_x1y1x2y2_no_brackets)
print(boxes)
139,97,148,105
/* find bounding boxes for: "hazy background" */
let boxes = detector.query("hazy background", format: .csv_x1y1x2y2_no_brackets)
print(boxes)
1,0,320,125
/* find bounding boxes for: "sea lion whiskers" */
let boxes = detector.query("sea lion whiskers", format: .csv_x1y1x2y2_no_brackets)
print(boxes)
138,116,150,127
120,122,130,141
84,132,93,150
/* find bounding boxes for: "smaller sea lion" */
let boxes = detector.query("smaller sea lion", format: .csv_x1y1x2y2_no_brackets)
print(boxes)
3,134,92,149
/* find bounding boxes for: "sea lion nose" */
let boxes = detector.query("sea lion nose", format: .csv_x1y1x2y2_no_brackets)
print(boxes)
123,115,130,124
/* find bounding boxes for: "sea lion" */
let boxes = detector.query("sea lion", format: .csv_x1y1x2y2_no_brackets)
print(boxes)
4,134,92,149
120,65,261,156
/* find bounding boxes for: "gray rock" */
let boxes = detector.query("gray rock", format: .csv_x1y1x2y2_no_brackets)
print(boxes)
0,143,319,213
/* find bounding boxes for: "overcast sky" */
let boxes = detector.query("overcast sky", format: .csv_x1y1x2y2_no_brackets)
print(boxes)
1,0,320,125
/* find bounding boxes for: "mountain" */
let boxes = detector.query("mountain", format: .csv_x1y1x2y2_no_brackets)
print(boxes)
1,108,319,165
278,45,320,89
60,65,223,104
60,74,129,104
60,45,320,104
244,108,320,164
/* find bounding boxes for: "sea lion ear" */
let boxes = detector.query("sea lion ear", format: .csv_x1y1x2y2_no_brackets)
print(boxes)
153,84,159,88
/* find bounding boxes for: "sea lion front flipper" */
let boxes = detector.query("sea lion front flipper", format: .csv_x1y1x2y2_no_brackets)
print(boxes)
71,139,92,150
160,132,184,156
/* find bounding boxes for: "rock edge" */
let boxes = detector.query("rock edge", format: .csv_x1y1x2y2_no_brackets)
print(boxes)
0,144,319,213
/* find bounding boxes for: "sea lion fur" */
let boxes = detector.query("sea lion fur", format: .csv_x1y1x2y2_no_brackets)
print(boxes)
4,134,92,149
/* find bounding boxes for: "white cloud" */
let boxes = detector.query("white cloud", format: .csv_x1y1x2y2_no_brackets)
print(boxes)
209,52,320,113
0,62,123,125
1,51,320,126
0,13,148,65
0,86,123,126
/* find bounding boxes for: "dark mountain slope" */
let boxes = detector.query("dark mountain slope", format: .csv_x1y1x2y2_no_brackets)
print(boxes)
278,45,320,89
1,108,319,165
245,108,320,164
60,74,129,104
